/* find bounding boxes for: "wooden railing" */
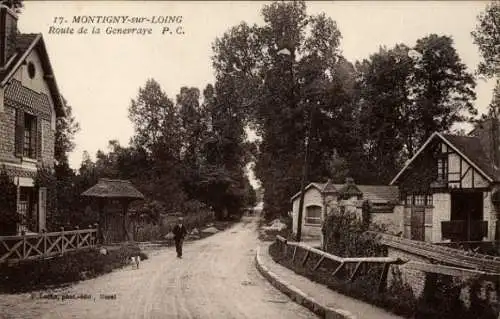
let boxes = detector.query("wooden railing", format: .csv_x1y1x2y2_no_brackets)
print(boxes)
373,231,500,273
0,227,98,264
275,235,405,293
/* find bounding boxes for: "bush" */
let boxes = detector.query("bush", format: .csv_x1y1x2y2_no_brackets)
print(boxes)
0,244,148,293
321,204,386,257
0,167,19,235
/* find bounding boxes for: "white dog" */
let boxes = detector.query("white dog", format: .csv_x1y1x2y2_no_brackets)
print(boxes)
130,256,141,269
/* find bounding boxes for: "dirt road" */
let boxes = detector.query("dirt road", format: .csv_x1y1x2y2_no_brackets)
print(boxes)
0,217,317,319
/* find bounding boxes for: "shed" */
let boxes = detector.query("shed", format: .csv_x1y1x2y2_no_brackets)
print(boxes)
81,179,144,243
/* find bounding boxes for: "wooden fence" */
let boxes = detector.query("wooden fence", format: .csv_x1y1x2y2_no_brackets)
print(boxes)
0,227,97,264
275,235,405,292
372,231,500,273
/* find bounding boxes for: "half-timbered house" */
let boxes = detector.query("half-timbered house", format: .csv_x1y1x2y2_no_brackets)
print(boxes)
390,118,500,243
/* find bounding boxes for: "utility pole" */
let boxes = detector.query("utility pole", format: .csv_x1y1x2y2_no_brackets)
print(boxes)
277,46,315,242
296,115,312,242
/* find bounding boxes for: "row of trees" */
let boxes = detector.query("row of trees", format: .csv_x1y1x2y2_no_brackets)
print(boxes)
42,80,257,229
210,1,490,219
51,0,498,223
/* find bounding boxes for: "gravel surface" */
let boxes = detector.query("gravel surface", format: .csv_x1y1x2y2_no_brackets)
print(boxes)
0,217,317,319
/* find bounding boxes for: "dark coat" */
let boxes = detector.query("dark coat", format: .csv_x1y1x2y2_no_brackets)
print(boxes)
172,224,187,241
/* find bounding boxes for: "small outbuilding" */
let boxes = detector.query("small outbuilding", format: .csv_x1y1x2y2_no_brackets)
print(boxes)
81,178,144,243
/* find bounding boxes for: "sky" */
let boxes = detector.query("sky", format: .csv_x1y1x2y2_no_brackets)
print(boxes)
17,1,496,176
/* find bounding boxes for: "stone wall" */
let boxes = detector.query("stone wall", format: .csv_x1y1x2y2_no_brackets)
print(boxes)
387,246,428,298
383,233,500,310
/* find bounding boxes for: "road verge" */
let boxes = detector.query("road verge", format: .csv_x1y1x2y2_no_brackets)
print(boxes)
255,245,354,319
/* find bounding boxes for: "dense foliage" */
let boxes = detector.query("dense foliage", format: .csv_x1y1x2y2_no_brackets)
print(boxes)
211,1,478,219
0,243,147,293
472,1,500,119
0,167,18,235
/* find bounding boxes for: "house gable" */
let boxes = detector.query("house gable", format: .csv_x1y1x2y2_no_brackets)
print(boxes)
290,182,325,202
0,34,64,118
391,133,492,192
8,48,57,129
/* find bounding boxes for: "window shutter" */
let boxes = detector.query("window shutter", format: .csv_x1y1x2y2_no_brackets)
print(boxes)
14,110,24,157
36,118,42,160
30,116,37,159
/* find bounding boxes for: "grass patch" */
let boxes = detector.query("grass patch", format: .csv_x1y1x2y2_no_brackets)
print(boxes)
0,243,148,294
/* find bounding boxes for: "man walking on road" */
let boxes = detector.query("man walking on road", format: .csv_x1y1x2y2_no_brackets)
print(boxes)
172,217,187,258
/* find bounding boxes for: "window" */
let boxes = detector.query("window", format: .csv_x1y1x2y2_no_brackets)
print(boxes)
405,194,433,206
426,195,433,206
406,194,412,206
23,113,36,158
305,205,322,225
27,62,36,79
414,195,426,206
437,156,448,182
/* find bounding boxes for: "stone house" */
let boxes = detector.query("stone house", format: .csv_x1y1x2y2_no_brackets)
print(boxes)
0,6,65,234
290,178,401,239
390,118,500,243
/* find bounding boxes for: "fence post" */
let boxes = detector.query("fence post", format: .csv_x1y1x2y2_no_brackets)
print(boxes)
377,263,391,293
21,230,26,260
60,227,65,255
42,229,47,257
75,225,80,248
94,222,100,245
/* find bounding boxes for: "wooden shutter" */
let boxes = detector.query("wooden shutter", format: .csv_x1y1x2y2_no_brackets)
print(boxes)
36,118,42,160
30,116,37,159
14,109,24,157
38,187,47,232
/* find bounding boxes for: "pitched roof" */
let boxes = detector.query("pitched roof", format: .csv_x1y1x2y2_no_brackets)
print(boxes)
390,132,496,185
0,33,65,117
290,182,398,203
81,179,145,200
290,183,324,202
357,185,400,203
441,134,500,181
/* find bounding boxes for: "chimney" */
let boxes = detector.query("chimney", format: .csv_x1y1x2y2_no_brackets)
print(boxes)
0,5,17,67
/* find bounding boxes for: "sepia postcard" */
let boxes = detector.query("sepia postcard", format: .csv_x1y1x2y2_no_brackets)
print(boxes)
0,1,498,318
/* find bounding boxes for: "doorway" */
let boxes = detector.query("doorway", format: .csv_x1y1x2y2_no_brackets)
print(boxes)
450,192,484,241
411,206,425,241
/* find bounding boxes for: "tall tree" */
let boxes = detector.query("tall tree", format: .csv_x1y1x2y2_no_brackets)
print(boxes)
213,1,351,219
472,1,499,119
472,1,500,79
407,34,477,155
128,79,181,159
356,45,414,183
128,79,186,212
